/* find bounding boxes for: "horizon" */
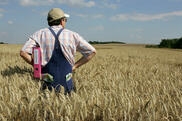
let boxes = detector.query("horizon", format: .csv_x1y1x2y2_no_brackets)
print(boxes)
0,0,182,44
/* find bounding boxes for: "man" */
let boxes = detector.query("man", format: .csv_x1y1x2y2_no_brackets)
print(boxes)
20,8,96,94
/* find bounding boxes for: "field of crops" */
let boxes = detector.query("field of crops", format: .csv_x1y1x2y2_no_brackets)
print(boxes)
0,44,182,121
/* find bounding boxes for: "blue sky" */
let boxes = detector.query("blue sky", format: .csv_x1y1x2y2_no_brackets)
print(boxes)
0,0,182,44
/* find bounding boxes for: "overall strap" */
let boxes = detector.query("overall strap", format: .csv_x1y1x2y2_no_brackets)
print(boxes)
49,27,63,43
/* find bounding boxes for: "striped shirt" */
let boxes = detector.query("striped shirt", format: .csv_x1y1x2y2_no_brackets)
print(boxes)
21,25,96,66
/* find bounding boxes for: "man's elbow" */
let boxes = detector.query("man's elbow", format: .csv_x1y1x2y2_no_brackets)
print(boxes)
87,51,96,61
93,48,96,54
20,51,33,65
20,51,29,60
92,49,96,57
20,51,25,58
92,51,96,58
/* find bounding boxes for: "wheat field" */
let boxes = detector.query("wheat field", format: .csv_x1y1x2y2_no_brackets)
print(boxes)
0,44,182,121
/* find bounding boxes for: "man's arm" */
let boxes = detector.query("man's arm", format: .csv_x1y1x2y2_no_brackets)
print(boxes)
72,51,96,71
20,51,33,66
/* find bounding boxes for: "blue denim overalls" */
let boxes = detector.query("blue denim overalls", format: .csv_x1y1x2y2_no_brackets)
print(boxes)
41,27,74,94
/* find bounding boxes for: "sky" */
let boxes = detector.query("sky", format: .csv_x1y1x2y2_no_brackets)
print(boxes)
0,0,182,44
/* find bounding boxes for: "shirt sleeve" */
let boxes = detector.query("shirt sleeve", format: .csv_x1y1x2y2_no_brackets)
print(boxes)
74,33,96,57
21,36,37,54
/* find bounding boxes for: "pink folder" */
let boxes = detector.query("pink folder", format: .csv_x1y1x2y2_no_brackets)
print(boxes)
33,47,41,79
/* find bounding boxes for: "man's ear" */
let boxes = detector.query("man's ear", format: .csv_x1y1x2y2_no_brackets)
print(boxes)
60,19,63,24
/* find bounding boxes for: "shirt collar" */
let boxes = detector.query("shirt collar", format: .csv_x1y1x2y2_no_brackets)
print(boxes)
51,25,63,29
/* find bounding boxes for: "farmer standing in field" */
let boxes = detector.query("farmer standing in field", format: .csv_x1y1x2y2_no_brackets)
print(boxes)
20,8,96,94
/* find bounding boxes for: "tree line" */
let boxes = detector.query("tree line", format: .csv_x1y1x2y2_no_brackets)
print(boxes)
158,37,182,49
146,37,182,49
0,42,8,44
